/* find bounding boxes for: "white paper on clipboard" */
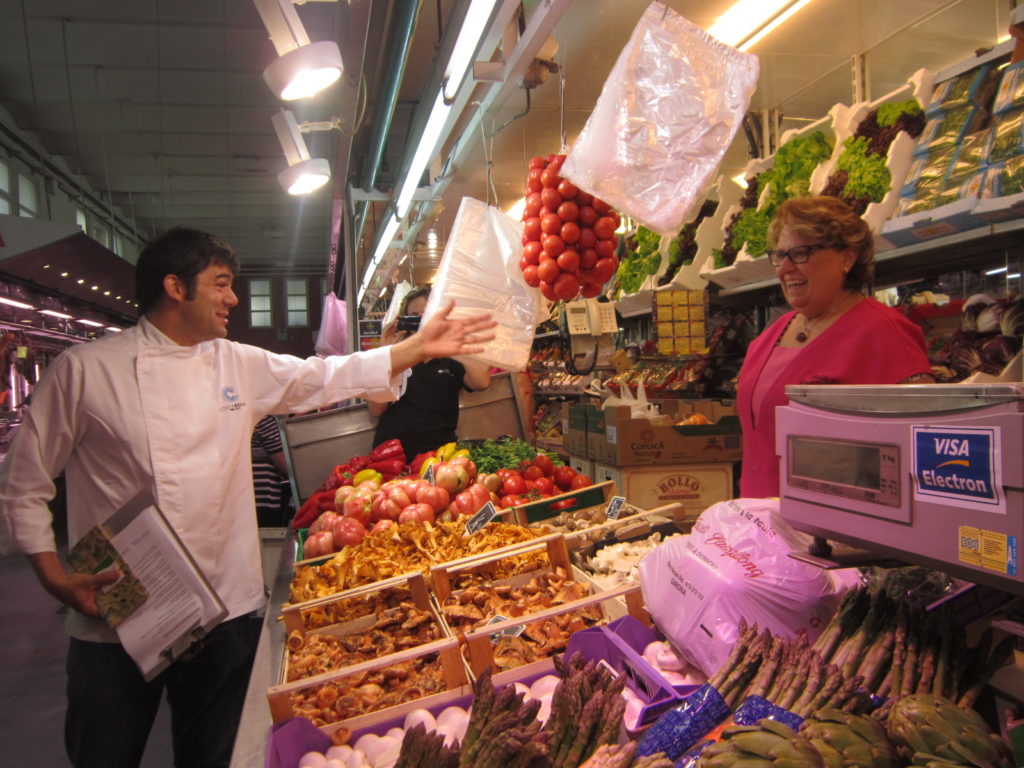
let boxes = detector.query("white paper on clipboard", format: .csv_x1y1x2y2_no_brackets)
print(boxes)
103,492,228,680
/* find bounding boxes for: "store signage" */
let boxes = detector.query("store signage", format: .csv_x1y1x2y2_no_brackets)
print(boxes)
466,501,497,534
912,426,1004,513
605,495,627,520
424,463,436,486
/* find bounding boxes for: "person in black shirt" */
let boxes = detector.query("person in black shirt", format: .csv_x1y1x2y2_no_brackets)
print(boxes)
369,288,491,460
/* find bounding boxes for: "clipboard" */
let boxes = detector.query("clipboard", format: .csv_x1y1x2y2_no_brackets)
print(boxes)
84,491,229,680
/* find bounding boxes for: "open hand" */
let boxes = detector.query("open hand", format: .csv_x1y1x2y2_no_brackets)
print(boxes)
416,299,497,359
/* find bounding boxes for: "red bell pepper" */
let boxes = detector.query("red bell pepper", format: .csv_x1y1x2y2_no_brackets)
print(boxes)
370,439,405,461
291,489,338,529
368,459,406,477
409,451,435,476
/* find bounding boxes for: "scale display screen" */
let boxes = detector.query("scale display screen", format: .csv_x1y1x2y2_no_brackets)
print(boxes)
787,436,901,507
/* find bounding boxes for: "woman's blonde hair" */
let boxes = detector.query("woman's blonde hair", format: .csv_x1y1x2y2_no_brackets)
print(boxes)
768,196,874,291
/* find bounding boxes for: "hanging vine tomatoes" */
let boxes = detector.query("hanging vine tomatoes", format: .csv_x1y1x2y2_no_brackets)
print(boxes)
519,154,620,301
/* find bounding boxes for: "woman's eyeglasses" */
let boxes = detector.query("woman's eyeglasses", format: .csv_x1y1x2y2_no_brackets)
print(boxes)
765,244,829,266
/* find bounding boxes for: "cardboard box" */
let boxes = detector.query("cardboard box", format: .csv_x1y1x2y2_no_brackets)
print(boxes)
589,401,741,466
563,403,590,457
592,462,735,521
568,454,594,479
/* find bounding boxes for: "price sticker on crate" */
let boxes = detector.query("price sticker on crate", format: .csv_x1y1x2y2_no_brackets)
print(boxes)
605,495,627,520
424,463,436,486
485,614,525,642
466,501,498,534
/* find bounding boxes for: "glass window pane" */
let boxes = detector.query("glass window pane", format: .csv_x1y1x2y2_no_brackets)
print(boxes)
0,198,9,215
251,310,272,328
286,295,307,311
250,279,270,296
286,279,306,295
250,296,271,312
287,310,307,327
0,161,9,193
76,209,87,231
18,173,36,212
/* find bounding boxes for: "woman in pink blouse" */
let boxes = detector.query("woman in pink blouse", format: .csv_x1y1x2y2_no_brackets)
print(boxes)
736,196,933,498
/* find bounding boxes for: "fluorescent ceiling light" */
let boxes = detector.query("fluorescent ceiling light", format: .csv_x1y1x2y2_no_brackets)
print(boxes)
442,0,500,102
253,0,343,101
39,309,73,319
707,0,816,50
76,318,104,327
985,266,1008,275
358,216,401,302
0,296,35,310
271,109,331,195
395,93,450,217
106,326,123,333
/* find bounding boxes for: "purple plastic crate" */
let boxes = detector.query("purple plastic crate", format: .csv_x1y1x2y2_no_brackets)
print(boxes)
264,717,331,768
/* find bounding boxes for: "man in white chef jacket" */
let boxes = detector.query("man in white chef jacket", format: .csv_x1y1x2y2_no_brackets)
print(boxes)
0,227,496,768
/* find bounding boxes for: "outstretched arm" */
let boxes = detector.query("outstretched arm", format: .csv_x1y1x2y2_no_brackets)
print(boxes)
389,299,496,375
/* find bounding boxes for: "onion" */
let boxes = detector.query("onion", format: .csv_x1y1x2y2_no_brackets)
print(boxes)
299,752,328,768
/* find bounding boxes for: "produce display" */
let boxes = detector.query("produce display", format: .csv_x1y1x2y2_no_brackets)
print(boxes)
295,586,417,632
519,154,621,301
290,521,543,602
527,499,647,540
820,99,926,214
657,200,719,287
930,293,1023,381
617,227,663,297
582,531,684,590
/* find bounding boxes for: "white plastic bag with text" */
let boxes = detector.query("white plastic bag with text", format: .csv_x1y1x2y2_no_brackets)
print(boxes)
422,197,542,372
561,1,759,235
638,498,856,676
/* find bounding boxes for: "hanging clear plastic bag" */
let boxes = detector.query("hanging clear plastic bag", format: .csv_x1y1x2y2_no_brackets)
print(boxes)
422,197,542,371
561,1,759,235
382,280,416,330
314,293,348,357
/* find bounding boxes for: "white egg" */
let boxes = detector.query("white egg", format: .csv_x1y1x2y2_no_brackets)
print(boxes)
643,641,665,665
299,751,327,768
386,727,406,742
655,646,687,671
353,734,380,757
513,682,532,700
623,698,644,730
403,708,437,732
537,697,552,724
528,675,560,699
435,706,467,731
325,745,353,760
324,760,347,768
377,740,403,768
346,751,368,768
446,710,470,743
661,670,688,686
362,735,397,767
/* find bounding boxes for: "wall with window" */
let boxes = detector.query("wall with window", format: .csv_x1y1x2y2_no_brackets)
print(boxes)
229,275,326,356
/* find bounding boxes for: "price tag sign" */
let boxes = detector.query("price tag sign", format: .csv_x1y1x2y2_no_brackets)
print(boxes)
486,614,525,642
16,346,28,359
465,501,497,534
424,463,436,486
605,495,627,520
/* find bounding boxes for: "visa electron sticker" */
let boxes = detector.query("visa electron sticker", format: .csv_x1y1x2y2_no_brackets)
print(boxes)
911,426,1004,513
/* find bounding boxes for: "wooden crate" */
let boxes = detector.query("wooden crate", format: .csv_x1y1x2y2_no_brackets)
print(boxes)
561,502,684,550
461,582,649,678
267,635,469,726
511,480,616,526
429,533,572,602
280,571,432,636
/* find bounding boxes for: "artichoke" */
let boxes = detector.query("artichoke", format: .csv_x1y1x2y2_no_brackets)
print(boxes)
697,718,824,768
801,708,900,768
886,693,1013,768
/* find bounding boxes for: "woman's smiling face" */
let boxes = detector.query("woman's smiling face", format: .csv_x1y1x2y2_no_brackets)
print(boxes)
774,229,855,317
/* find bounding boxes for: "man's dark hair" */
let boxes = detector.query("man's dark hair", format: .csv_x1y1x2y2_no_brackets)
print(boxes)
135,227,240,314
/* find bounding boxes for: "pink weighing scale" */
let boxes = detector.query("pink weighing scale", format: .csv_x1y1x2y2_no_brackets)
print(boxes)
776,383,1024,594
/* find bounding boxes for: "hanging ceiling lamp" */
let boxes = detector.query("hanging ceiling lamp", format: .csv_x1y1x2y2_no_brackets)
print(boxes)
253,0,343,100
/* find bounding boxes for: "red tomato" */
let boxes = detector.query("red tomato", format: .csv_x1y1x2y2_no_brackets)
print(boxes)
542,234,566,258
330,516,366,548
592,257,617,284
578,205,599,226
534,453,554,475
524,192,542,218
523,216,542,240
523,240,542,264
540,167,561,188
539,281,558,302
557,179,578,198
560,221,581,245
370,519,396,534
553,465,577,490
497,468,514,479
434,462,469,494
399,503,435,524
549,154,566,169
540,186,562,211
522,264,540,287
534,476,554,495
416,484,450,513
576,191,593,206
557,249,580,273
557,201,579,222
537,258,560,284
309,510,338,535
499,495,523,509
593,217,617,240
595,239,616,259
541,213,562,235
571,474,592,490
303,530,336,559
579,248,598,269
608,211,621,229
577,227,597,250
451,490,478,517
449,455,477,480
592,198,611,214
551,498,577,511
518,256,529,271
385,486,412,508
529,156,546,170
468,482,491,509
502,474,527,496
580,281,602,298
523,465,544,481
527,168,543,192
554,272,580,301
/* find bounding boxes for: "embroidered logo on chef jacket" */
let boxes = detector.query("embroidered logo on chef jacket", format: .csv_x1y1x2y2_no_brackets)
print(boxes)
220,385,246,412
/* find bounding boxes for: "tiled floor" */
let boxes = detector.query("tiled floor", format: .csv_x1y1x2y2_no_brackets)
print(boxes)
0,552,173,767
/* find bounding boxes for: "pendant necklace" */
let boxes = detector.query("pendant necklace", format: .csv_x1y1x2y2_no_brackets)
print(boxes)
795,293,856,343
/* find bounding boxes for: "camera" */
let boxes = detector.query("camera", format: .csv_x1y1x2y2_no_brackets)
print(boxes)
396,315,421,332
